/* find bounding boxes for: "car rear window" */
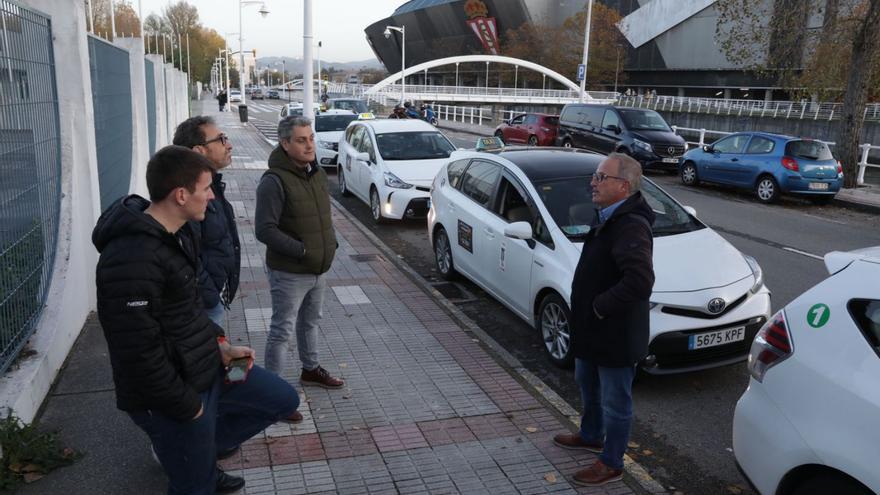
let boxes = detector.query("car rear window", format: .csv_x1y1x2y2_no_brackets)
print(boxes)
543,116,559,125
848,299,880,358
785,140,833,160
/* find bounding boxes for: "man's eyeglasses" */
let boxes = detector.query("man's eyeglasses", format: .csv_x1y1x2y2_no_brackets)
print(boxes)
591,172,628,184
202,133,229,146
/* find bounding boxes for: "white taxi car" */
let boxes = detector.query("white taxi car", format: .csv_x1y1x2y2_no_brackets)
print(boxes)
733,247,879,495
314,110,362,168
428,146,772,371
337,119,456,223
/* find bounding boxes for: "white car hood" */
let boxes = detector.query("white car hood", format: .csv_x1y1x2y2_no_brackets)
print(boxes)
316,130,344,144
384,158,449,188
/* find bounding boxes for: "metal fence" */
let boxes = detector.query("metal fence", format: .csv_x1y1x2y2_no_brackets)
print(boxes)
144,57,156,155
0,1,62,374
88,35,132,210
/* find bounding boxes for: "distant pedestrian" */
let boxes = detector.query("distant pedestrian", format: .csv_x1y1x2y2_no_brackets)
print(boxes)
217,89,227,111
553,153,655,487
92,145,303,494
173,116,240,328
255,116,344,389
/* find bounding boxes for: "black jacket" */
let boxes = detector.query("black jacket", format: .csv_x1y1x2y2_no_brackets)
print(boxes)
195,172,241,309
570,192,656,367
92,195,223,421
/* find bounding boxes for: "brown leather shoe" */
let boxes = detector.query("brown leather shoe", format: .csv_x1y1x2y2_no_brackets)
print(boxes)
572,459,623,486
553,433,603,453
282,410,303,424
300,366,344,389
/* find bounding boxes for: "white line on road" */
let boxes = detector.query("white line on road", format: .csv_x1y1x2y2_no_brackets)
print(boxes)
802,213,847,225
782,247,824,260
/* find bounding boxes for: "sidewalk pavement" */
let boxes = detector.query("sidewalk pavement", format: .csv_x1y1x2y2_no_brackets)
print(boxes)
437,120,880,211
21,100,658,494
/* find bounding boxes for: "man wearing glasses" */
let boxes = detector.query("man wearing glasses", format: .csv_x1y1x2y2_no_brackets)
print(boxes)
173,117,241,328
553,153,655,487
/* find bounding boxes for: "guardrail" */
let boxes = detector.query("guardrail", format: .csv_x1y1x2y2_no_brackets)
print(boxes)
434,104,491,125
620,95,880,122
671,125,879,185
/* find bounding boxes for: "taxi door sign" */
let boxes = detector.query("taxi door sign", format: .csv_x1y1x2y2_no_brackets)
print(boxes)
807,303,830,328
458,220,473,253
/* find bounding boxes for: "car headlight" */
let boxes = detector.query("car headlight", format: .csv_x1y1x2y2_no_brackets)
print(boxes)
633,139,653,153
384,172,413,189
743,254,764,294
317,140,334,150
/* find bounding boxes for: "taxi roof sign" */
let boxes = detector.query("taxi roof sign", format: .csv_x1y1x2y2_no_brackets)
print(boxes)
476,136,504,152
358,112,376,120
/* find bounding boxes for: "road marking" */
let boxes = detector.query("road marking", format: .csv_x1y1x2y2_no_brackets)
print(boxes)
802,213,846,225
782,247,824,260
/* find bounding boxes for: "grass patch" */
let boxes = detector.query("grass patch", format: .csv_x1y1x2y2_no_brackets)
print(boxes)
0,412,80,490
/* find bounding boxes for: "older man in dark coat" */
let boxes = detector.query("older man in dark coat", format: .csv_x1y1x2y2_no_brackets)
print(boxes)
553,153,655,487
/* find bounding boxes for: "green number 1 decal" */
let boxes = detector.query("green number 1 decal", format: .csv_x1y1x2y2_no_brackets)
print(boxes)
807,303,830,328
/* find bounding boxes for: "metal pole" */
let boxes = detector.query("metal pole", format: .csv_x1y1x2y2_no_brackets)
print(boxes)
88,0,94,34
110,0,116,40
317,41,322,89
578,0,594,102
224,40,231,111
304,0,315,119
455,63,459,87
283,60,289,102
162,33,167,63
613,47,620,94
239,0,246,105
178,32,184,72
401,25,406,104
485,61,489,91
138,0,143,37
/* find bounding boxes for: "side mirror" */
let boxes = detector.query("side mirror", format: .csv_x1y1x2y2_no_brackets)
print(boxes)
605,124,621,134
355,152,371,163
504,221,533,241
683,205,697,217
703,145,714,153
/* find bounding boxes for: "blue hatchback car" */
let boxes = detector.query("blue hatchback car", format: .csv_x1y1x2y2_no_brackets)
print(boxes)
678,132,843,204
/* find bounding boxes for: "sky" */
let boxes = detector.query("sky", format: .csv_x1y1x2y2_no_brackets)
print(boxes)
136,0,406,63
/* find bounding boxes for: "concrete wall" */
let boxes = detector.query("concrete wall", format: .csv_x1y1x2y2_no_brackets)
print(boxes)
114,37,149,198
146,54,169,150
1,0,102,423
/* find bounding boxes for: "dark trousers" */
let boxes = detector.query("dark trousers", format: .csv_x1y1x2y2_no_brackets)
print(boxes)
129,365,299,494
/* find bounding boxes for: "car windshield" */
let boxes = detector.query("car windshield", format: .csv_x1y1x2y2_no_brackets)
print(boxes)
315,115,358,132
330,100,369,113
375,131,456,160
785,140,834,161
618,109,671,131
531,176,704,240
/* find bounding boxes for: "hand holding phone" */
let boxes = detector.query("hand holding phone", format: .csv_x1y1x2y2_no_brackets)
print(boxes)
225,357,252,384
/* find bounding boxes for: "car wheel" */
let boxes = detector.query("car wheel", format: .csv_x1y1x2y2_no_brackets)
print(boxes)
755,175,780,204
494,130,505,144
338,168,351,197
562,139,572,148
681,161,699,186
791,473,874,495
369,187,386,224
808,195,834,205
538,293,574,368
528,135,539,146
433,227,456,281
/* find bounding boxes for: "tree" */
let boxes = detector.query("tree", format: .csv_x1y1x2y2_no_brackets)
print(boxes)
87,0,141,38
500,3,627,90
715,0,880,188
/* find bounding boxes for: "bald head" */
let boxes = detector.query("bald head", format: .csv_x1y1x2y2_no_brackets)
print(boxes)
591,153,643,208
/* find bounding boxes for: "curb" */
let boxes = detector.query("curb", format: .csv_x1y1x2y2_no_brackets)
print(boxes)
329,196,667,495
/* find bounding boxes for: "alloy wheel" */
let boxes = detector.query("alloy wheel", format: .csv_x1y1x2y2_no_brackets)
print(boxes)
370,188,382,222
435,229,452,277
541,302,570,361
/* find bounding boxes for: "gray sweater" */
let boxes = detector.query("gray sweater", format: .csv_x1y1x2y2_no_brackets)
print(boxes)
254,173,307,259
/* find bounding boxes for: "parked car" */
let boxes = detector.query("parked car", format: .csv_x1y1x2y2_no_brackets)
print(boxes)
337,119,456,223
279,102,323,118
347,74,361,85
494,113,559,146
324,98,369,114
314,110,362,168
556,104,686,170
267,89,279,99
679,132,843,204
732,247,879,495
251,88,264,100
229,90,242,103
428,146,771,370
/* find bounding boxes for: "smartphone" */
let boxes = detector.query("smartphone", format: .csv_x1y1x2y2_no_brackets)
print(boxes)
225,357,251,384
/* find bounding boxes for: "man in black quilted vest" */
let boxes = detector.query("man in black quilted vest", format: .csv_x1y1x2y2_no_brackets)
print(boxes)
255,116,344,389
93,146,301,494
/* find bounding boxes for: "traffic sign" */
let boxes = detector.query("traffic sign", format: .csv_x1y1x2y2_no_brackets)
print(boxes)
577,64,586,82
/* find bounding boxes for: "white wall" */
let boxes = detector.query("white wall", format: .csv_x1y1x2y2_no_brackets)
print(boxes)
0,0,102,423
146,54,168,150
114,37,149,198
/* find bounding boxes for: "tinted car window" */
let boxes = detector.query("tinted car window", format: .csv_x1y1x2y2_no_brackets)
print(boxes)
560,106,579,124
329,99,368,113
460,160,501,207
618,109,671,131
543,116,559,126
495,176,532,223
746,136,775,154
524,115,539,125
848,299,880,357
579,106,604,126
713,134,750,153
375,131,456,160
510,115,525,125
601,110,620,129
785,140,834,160
348,126,364,149
315,115,359,132
447,159,470,189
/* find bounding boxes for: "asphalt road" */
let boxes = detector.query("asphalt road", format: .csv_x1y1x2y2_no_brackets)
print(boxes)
245,109,880,494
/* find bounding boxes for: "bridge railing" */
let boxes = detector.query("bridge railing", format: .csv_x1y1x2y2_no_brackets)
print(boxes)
434,104,492,125
364,83,618,103
620,95,880,121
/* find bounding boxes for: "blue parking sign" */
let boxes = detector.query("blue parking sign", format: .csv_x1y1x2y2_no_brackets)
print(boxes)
577,64,586,82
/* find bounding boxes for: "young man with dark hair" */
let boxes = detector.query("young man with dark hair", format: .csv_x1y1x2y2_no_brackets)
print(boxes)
173,116,241,328
93,145,302,494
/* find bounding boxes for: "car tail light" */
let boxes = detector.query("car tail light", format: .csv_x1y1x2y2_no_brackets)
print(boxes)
748,310,793,382
781,156,799,172
836,160,843,175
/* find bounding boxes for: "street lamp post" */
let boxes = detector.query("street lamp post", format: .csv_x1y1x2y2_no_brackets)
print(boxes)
238,0,269,106
578,0,594,102
384,25,405,104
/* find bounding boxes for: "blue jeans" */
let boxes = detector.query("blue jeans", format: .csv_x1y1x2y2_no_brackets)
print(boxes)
205,303,225,328
265,269,326,373
129,366,299,495
575,357,636,470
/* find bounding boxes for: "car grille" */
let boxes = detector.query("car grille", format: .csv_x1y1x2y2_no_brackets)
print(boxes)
330,143,339,151
647,316,765,370
404,198,431,218
661,293,748,320
652,143,686,158
415,186,431,192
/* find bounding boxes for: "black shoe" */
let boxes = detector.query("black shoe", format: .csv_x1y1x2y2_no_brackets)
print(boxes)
215,467,245,494
217,445,241,461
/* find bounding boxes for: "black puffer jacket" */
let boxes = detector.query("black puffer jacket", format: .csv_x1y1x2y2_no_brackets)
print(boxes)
195,172,241,309
570,192,656,367
92,195,223,421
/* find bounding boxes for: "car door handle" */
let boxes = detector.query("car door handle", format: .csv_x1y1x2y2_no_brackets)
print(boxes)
484,228,495,239
534,260,544,267
731,158,739,162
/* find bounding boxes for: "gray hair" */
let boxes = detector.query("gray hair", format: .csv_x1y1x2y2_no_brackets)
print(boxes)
277,116,312,142
606,152,643,193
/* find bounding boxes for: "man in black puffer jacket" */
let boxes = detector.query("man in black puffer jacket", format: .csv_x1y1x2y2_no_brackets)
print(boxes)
93,146,301,495
173,116,241,328
552,153,655,488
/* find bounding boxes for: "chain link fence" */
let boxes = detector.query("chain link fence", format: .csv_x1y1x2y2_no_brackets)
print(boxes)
0,0,62,374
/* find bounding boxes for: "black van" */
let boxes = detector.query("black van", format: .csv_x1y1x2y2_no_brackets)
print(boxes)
555,104,686,170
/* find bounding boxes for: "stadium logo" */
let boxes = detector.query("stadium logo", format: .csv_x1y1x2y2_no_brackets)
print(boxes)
464,0,500,55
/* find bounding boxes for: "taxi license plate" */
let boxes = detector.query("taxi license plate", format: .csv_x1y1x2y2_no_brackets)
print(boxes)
662,157,679,164
808,182,829,191
688,326,746,350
